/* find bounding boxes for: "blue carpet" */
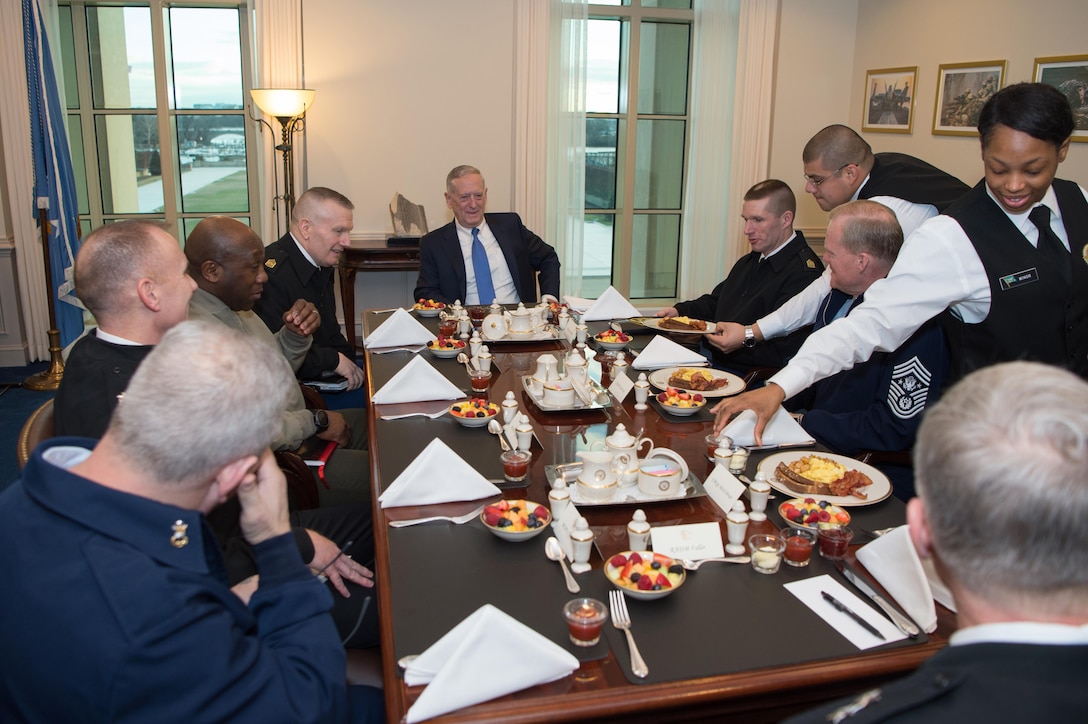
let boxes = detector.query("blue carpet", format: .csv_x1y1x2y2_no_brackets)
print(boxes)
0,363,54,492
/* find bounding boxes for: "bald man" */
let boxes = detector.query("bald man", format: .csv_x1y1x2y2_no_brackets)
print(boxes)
254,187,364,390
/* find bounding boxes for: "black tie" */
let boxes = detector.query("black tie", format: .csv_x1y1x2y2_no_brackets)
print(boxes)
1029,205,1071,285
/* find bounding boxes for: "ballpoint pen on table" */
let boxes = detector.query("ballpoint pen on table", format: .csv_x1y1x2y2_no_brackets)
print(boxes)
821,590,886,641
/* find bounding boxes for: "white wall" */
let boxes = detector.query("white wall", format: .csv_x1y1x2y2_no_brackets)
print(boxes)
301,0,518,239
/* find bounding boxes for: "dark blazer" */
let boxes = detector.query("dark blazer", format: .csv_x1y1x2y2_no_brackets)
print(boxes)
413,212,561,304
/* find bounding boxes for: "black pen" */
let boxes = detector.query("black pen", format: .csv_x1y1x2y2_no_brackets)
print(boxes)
822,591,886,641
315,540,354,580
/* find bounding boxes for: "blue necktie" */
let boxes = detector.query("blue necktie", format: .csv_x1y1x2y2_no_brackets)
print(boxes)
471,227,495,305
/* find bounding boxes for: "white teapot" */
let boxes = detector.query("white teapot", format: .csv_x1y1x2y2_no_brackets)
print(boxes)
505,303,535,334
480,312,508,340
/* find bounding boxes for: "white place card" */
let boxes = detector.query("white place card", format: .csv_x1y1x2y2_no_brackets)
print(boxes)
562,319,578,343
702,466,747,514
650,522,725,561
551,502,582,560
608,372,634,401
784,575,906,650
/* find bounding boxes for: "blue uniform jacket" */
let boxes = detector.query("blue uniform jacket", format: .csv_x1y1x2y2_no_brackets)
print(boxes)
0,440,350,722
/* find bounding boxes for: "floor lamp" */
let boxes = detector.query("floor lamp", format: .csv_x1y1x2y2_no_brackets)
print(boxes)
249,88,316,238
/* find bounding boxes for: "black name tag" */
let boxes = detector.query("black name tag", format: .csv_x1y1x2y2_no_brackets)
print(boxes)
998,267,1039,291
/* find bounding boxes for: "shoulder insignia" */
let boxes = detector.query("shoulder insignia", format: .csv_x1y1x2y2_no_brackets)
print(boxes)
264,259,277,269
828,688,882,723
887,356,932,420
807,259,816,268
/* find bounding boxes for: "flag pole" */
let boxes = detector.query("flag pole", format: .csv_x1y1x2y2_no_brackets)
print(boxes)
24,200,65,391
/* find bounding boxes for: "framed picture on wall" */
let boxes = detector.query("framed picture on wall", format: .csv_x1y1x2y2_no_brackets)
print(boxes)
1034,54,1088,143
862,67,917,134
932,60,1007,136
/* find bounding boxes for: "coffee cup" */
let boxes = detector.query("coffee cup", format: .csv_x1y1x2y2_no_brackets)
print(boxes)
637,448,689,497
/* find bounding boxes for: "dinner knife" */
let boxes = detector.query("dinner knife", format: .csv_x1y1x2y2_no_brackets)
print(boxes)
837,561,920,638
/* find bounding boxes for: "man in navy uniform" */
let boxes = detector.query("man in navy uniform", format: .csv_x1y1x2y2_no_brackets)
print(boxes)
787,361,1088,722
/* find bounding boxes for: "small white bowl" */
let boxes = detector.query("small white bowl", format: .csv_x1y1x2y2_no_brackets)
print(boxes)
658,399,705,417
594,334,630,351
480,500,551,542
427,342,464,359
415,307,442,318
604,551,686,600
448,401,498,428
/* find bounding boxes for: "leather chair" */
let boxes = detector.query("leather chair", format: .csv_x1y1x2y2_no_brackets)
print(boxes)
16,399,55,469
272,382,332,511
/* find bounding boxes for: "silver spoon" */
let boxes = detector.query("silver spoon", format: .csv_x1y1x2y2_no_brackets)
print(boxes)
545,536,581,593
456,351,476,374
679,556,751,570
487,419,512,451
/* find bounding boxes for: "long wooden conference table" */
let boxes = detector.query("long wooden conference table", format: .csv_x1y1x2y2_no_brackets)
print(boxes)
362,312,955,723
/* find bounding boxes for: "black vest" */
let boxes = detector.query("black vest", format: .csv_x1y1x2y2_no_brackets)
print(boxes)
860,153,969,212
942,179,1088,380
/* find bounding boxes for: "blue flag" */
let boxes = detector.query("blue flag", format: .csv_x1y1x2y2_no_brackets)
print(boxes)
24,0,83,347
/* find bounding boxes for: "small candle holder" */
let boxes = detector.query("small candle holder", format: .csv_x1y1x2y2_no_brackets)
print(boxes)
728,445,749,475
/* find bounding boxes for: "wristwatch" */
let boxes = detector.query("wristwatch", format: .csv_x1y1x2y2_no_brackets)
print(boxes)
742,325,757,348
312,409,329,433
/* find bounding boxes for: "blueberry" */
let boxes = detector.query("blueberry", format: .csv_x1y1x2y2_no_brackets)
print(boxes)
527,514,538,526
630,572,641,583
650,561,662,570
497,518,512,528
653,584,662,590
818,500,829,509
668,564,684,575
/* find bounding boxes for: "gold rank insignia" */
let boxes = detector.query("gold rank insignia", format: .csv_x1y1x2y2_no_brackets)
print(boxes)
265,259,277,269
807,259,816,268
170,519,189,548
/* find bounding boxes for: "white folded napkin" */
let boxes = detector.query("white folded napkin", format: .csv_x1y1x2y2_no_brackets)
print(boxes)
363,307,436,349
721,408,815,447
856,525,938,633
631,335,708,370
920,555,957,613
379,438,502,508
568,286,641,322
405,604,578,723
371,356,464,405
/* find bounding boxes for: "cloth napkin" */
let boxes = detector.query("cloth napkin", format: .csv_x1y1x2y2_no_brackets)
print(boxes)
363,307,435,349
405,604,579,723
371,356,464,405
565,286,641,322
721,408,815,447
631,335,708,370
378,438,502,508
856,525,938,633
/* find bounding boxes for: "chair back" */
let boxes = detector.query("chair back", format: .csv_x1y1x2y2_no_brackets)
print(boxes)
17,399,55,469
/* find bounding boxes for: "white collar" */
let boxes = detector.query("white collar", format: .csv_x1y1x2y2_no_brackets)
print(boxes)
290,232,319,268
951,621,1088,647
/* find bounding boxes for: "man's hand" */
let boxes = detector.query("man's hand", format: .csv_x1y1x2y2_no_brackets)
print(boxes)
316,410,352,446
236,449,292,545
710,383,785,446
655,307,679,318
705,322,745,353
334,353,365,390
308,530,375,598
282,300,320,337
231,575,260,605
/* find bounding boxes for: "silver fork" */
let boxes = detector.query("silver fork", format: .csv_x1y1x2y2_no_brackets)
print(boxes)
388,505,484,528
609,590,649,678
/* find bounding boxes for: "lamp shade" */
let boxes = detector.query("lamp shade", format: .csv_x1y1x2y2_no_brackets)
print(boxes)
250,88,316,118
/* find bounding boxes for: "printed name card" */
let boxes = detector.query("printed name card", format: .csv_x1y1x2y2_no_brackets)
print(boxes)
702,465,746,514
650,522,725,561
562,318,578,343
608,373,634,402
552,502,582,560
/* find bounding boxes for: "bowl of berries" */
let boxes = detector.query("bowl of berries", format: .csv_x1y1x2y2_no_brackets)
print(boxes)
480,499,551,541
777,497,851,532
412,298,446,317
604,551,686,600
448,398,499,427
656,387,706,416
427,335,466,358
593,329,632,351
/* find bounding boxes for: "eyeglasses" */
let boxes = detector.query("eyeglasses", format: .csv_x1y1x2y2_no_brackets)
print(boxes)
803,163,851,188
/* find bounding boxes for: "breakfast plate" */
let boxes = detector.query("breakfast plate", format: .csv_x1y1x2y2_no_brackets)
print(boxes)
758,451,892,506
647,367,745,398
630,317,715,335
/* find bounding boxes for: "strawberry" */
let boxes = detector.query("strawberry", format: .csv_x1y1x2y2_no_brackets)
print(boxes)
629,552,643,565
533,505,549,520
610,554,628,568
655,573,671,588
637,575,654,590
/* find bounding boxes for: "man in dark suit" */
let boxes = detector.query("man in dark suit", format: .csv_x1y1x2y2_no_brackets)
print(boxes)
254,187,364,390
787,361,1088,723
413,165,560,305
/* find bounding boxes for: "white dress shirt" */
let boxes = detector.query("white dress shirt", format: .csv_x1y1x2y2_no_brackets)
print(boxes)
951,621,1088,647
764,183,1087,399
456,221,519,305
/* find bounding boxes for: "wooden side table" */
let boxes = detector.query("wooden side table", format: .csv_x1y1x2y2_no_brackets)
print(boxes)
338,240,421,349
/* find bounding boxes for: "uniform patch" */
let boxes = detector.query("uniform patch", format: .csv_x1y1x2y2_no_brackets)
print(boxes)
264,258,277,269
887,356,931,420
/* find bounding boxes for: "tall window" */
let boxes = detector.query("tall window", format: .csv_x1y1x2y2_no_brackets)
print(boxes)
585,0,692,300
57,1,258,241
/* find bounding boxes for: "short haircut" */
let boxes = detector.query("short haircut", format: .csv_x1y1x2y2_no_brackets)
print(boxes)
827,200,902,264
75,220,176,319
292,187,354,224
446,165,484,193
110,320,293,484
743,179,796,217
914,361,1088,615
802,124,873,169
977,82,1075,149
